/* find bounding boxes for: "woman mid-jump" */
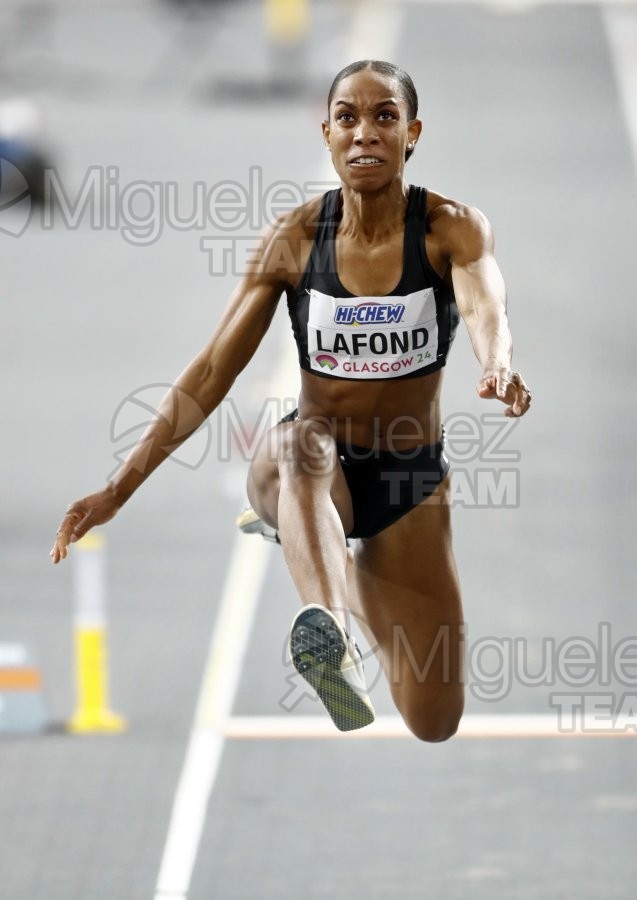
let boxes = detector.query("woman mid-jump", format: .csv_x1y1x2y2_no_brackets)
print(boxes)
52,60,531,739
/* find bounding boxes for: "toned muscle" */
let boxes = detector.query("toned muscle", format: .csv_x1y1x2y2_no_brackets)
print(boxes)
277,190,459,450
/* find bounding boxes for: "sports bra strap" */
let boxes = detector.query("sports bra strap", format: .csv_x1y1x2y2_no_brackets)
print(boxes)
314,189,340,241
405,184,428,230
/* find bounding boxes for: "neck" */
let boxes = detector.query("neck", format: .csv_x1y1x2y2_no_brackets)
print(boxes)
339,178,409,242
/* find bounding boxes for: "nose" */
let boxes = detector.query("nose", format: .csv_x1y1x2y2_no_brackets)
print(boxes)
353,116,379,146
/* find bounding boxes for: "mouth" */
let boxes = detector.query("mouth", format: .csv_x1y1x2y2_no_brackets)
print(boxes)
348,156,384,167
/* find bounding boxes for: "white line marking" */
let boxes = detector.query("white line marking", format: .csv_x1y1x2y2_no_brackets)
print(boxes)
152,3,399,895
152,82,332,897
224,714,637,740
153,150,304,898
604,6,637,179
153,539,271,899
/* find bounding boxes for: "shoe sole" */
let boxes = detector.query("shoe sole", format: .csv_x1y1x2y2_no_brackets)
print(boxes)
290,607,375,732
236,508,280,543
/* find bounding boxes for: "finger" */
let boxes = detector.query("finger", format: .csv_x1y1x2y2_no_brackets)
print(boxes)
520,379,532,414
50,538,67,564
56,516,78,548
71,511,94,542
477,374,496,396
496,367,512,400
502,387,522,417
512,375,531,416
504,390,527,418
51,506,83,560
51,535,68,562
52,527,70,554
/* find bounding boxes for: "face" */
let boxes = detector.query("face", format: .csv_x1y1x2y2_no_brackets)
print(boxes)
322,69,422,190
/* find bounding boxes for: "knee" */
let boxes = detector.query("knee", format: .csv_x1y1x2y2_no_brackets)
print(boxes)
407,716,461,743
401,696,464,744
279,420,336,476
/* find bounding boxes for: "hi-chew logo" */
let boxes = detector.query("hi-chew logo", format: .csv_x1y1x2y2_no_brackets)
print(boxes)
335,301,406,326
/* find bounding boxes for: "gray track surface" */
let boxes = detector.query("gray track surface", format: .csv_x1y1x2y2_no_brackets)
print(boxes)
1,2,636,899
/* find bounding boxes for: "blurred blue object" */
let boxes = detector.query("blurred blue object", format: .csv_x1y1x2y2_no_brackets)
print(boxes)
0,98,52,206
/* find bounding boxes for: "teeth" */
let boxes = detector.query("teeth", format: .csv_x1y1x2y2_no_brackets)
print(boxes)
352,157,381,165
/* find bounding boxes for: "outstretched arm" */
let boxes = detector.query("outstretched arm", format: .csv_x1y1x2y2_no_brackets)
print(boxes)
51,221,293,563
447,204,531,418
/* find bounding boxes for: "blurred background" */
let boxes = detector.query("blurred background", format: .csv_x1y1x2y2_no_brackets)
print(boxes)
1,1,636,898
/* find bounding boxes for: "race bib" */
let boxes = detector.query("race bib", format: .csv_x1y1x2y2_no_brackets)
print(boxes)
307,287,439,379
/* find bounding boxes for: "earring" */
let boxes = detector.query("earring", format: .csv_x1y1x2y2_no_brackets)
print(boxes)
408,142,415,150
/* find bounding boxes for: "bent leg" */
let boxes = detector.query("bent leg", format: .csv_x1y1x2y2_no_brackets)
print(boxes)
348,475,465,742
246,418,354,621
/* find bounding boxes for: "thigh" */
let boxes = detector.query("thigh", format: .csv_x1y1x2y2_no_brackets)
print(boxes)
245,421,289,529
348,474,465,717
246,418,354,532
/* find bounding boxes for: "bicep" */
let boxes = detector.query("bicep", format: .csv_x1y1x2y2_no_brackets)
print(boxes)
197,274,283,381
191,211,307,388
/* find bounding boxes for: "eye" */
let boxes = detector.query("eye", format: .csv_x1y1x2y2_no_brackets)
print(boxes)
378,110,398,121
336,112,354,122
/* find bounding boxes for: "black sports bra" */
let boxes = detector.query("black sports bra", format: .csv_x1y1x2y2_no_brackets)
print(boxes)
287,185,459,381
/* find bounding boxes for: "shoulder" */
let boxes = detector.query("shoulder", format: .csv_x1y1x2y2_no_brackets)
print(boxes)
255,194,324,286
424,190,495,266
271,194,325,241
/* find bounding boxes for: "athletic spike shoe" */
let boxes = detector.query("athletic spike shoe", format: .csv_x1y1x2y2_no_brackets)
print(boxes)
237,507,351,549
288,604,375,732
236,507,280,544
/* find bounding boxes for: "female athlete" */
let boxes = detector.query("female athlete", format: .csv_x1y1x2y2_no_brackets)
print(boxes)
51,60,531,740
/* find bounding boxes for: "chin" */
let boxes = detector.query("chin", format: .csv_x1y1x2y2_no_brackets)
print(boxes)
341,168,395,191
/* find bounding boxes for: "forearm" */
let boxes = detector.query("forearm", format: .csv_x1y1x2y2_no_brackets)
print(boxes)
466,304,513,372
452,254,512,372
51,221,290,563
107,280,282,505
109,353,232,505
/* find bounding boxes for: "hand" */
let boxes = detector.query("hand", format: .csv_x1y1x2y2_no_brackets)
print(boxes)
50,485,121,564
477,366,532,418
